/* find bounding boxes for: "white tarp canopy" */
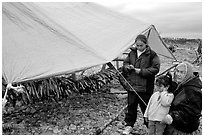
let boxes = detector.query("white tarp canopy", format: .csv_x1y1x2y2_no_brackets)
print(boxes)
2,2,175,84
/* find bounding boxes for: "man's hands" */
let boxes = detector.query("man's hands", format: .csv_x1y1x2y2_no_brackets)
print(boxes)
128,65,141,74
124,65,141,74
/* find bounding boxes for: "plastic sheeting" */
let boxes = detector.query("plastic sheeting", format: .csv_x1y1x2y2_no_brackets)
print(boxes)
2,2,174,84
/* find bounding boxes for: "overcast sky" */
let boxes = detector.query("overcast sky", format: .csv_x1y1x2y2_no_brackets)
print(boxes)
94,1,202,39
2,0,202,39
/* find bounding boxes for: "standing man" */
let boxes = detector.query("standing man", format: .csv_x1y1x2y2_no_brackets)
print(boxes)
122,34,160,135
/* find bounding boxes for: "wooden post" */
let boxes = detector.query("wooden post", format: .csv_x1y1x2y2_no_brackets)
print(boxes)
71,73,76,81
101,64,106,71
116,58,119,69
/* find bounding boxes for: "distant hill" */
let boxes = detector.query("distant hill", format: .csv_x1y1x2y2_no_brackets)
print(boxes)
162,37,202,53
162,37,201,45
160,37,202,76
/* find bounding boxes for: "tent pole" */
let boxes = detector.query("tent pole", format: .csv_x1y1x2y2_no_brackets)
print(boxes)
156,64,178,77
146,28,151,39
2,83,13,109
2,86,9,109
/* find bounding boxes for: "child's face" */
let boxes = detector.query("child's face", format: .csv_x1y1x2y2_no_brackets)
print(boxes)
155,83,166,92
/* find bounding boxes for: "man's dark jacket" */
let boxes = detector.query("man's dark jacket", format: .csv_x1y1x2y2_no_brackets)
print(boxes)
122,46,160,95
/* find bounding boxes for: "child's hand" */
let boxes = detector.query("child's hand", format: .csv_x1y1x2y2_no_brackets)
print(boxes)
161,114,173,125
135,68,141,74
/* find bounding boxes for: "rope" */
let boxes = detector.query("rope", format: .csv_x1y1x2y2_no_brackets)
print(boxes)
107,62,147,106
94,62,148,135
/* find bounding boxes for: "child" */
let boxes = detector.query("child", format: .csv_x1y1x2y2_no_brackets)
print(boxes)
144,73,174,135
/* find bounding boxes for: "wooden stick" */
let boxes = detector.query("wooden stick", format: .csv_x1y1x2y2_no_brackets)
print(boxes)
95,104,128,135
2,84,11,109
156,64,178,77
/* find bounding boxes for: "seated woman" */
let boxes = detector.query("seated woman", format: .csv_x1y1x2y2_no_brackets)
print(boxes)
162,61,202,135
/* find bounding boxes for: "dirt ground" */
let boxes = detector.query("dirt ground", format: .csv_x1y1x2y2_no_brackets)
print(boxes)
2,82,148,135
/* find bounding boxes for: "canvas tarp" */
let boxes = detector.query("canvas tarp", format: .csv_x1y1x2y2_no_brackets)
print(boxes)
2,2,175,84
143,25,176,59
